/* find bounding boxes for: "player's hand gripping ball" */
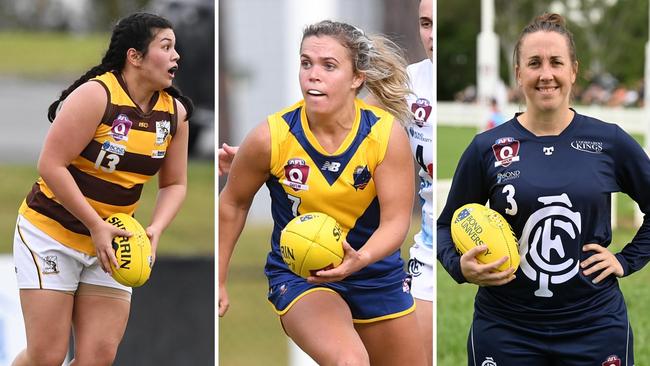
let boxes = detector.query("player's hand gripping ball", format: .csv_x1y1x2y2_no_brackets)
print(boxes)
451,203,519,272
106,213,152,287
280,212,345,278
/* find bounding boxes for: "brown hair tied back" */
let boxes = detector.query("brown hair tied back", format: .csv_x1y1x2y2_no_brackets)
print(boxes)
513,13,577,67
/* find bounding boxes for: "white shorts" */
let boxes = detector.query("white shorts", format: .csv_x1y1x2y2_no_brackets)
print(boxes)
13,215,131,294
408,242,433,302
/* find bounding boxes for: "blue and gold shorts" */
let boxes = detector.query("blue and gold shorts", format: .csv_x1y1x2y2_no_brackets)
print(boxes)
267,269,415,323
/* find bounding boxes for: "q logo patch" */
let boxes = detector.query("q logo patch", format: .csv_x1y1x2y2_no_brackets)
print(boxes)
602,355,621,366
111,114,132,141
492,137,520,167
282,158,310,191
519,193,582,298
411,97,432,126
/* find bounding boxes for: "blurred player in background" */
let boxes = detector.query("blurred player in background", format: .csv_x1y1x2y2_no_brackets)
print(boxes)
12,12,192,365
438,13,650,365
485,97,506,130
404,0,433,364
219,20,428,365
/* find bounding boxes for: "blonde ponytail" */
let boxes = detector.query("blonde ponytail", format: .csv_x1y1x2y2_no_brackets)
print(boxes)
302,20,412,125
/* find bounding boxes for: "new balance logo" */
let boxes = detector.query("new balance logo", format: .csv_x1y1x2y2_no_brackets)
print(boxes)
321,161,341,172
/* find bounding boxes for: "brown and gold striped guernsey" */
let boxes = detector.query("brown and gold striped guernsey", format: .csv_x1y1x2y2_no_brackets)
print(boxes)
19,71,178,255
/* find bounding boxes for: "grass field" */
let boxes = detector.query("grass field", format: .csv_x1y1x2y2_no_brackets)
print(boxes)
0,161,214,256
437,125,650,365
0,32,107,79
219,220,422,365
218,224,287,366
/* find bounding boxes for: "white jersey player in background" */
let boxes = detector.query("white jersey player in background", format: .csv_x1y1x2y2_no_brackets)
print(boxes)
405,0,433,364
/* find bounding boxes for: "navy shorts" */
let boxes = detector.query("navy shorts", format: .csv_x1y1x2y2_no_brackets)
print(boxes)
467,307,633,366
267,269,415,323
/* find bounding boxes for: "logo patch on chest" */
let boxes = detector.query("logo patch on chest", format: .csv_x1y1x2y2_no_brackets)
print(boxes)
321,161,341,172
151,150,166,159
155,120,171,145
410,97,432,126
571,140,603,154
283,158,310,191
602,355,621,366
352,165,371,190
111,114,132,141
101,141,126,156
496,170,520,184
492,137,520,167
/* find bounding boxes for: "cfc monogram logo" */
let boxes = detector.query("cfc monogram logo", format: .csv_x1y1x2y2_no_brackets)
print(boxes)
519,194,582,297
481,357,497,366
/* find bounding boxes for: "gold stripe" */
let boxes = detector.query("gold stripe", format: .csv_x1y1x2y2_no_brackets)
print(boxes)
86,196,137,218
93,128,170,156
17,220,43,289
19,204,95,255
71,158,151,187
351,301,416,324
37,179,57,200
268,287,338,316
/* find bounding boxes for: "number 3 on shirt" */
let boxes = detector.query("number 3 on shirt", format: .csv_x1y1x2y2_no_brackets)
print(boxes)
502,184,517,216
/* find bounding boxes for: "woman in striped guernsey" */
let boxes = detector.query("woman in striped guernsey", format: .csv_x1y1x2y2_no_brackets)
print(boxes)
12,12,192,366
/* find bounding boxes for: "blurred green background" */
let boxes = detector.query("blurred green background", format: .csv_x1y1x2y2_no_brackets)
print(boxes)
437,125,650,365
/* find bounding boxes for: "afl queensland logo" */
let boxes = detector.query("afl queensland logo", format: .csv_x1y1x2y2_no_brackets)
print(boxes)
283,158,310,191
110,114,132,141
410,97,432,126
602,355,621,366
519,193,581,298
492,137,520,167
155,120,171,145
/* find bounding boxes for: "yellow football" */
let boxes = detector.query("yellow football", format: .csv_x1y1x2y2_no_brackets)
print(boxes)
451,203,519,272
280,212,344,278
106,213,152,287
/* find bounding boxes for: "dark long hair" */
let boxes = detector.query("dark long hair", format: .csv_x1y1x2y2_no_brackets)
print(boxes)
47,12,193,122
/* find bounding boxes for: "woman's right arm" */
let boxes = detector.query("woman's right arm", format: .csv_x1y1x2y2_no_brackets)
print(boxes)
218,121,271,316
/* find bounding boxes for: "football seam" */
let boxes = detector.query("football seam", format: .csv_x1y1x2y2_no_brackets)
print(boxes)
287,227,320,276
499,229,513,268
315,218,344,260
